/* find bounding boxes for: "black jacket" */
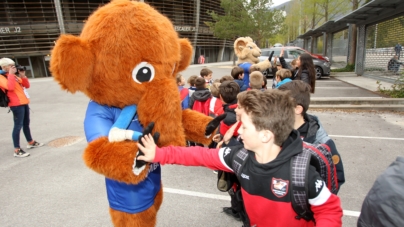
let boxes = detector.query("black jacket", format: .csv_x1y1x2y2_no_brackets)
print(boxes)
189,88,211,109
357,157,404,227
294,69,310,84
298,114,345,190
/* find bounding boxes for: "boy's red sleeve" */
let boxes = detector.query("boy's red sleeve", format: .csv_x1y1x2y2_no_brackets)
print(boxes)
310,192,342,226
153,146,233,172
308,167,343,226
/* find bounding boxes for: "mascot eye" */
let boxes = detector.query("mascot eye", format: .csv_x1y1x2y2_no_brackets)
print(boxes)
132,62,155,84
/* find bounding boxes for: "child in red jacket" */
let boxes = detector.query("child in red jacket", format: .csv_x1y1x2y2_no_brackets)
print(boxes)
138,89,343,227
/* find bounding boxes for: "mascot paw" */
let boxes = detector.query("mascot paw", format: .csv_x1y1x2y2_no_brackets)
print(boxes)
108,127,134,142
132,151,147,176
134,122,161,175
268,51,274,62
205,113,227,137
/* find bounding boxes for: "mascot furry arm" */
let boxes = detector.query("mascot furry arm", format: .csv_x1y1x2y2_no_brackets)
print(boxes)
50,1,221,226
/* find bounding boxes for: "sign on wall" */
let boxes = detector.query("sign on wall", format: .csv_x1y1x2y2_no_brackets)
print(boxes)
0,27,22,34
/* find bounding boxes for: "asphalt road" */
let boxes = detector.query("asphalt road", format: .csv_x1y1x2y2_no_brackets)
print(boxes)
0,64,403,227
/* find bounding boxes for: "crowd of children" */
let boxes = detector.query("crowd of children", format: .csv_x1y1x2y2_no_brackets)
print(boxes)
169,62,344,226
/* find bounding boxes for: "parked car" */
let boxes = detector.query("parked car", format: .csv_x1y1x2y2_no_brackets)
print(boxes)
258,47,331,79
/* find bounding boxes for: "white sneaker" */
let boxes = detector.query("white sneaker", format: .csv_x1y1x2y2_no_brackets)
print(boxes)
14,149,30,158
27,141,44,149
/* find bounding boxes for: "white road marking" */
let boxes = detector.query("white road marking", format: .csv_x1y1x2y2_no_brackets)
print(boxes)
164,187,230,201
164,187,361,217
343,210,361,217
330,135,404,141
315,87,357,89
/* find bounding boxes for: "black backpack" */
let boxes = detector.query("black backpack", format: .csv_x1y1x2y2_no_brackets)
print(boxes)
0,75,10,107
225,142,339,223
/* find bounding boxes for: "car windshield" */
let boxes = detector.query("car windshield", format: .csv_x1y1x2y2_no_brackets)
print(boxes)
287,49,306,59
261,50,281,57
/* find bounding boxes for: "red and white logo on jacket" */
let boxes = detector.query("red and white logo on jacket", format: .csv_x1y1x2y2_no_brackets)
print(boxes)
271,178,289,198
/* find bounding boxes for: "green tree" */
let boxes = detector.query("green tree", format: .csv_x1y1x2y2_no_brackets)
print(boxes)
283,0,302,42
206,0,285,47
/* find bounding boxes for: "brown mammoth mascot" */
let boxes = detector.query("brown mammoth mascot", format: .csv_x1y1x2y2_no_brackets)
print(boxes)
50,0,222,226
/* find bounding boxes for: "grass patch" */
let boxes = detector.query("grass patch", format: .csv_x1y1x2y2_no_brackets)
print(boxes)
377,73,404,98
331,64,355,72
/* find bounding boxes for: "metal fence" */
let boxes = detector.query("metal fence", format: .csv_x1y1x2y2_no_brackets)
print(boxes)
364,16,404,77
331,29,348,66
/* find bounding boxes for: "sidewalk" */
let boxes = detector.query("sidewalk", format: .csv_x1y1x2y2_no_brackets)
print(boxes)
192,62,396,93
331,72,394,92
191,62,404,111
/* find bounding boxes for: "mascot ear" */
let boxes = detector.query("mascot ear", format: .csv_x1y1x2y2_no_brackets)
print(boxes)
50,34,94,93
177,38,193,72
234,37,248,56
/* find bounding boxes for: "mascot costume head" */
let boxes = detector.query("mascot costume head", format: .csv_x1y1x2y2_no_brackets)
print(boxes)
234,37,273,87
50,0,222,226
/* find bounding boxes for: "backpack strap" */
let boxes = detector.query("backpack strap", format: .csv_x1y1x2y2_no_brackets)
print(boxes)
290,148,314,222
216,146,248,192
232,147,249,180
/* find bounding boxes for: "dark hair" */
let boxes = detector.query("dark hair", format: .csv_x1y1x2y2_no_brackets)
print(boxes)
219,81,240,103
219,75,234,83
297,53,316,93
278,80,311,115
231,67,244,79
195,77,206,89
187,75,198,86
200,68,212,77
237,89,295,146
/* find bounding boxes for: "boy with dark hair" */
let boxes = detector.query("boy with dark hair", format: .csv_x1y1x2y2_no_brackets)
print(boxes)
208,82,223,118
189,77,211,114
278,80,345,189
187,75,198,96
218,81,240,137
137,89,343,227
249,71,265,90
219,75,234,83
176,74,189,109
200,68,213,89
231,66,248,92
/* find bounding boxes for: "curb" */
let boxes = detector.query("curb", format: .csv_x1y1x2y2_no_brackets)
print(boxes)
310,104,404,111
311,97,404,105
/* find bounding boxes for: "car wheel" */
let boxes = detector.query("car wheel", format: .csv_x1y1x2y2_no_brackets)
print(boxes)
315,66,323,79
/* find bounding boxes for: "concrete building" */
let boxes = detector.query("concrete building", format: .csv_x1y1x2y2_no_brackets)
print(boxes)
0,0,233,78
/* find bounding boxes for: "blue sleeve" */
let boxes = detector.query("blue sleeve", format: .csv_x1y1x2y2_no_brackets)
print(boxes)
112,105,137,129
84,101,115,143
240,84,248,92
182,95,190,110
111,105,142,140
239,63,252,86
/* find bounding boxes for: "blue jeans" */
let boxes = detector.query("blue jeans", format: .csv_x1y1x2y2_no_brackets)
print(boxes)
10,105,33,148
